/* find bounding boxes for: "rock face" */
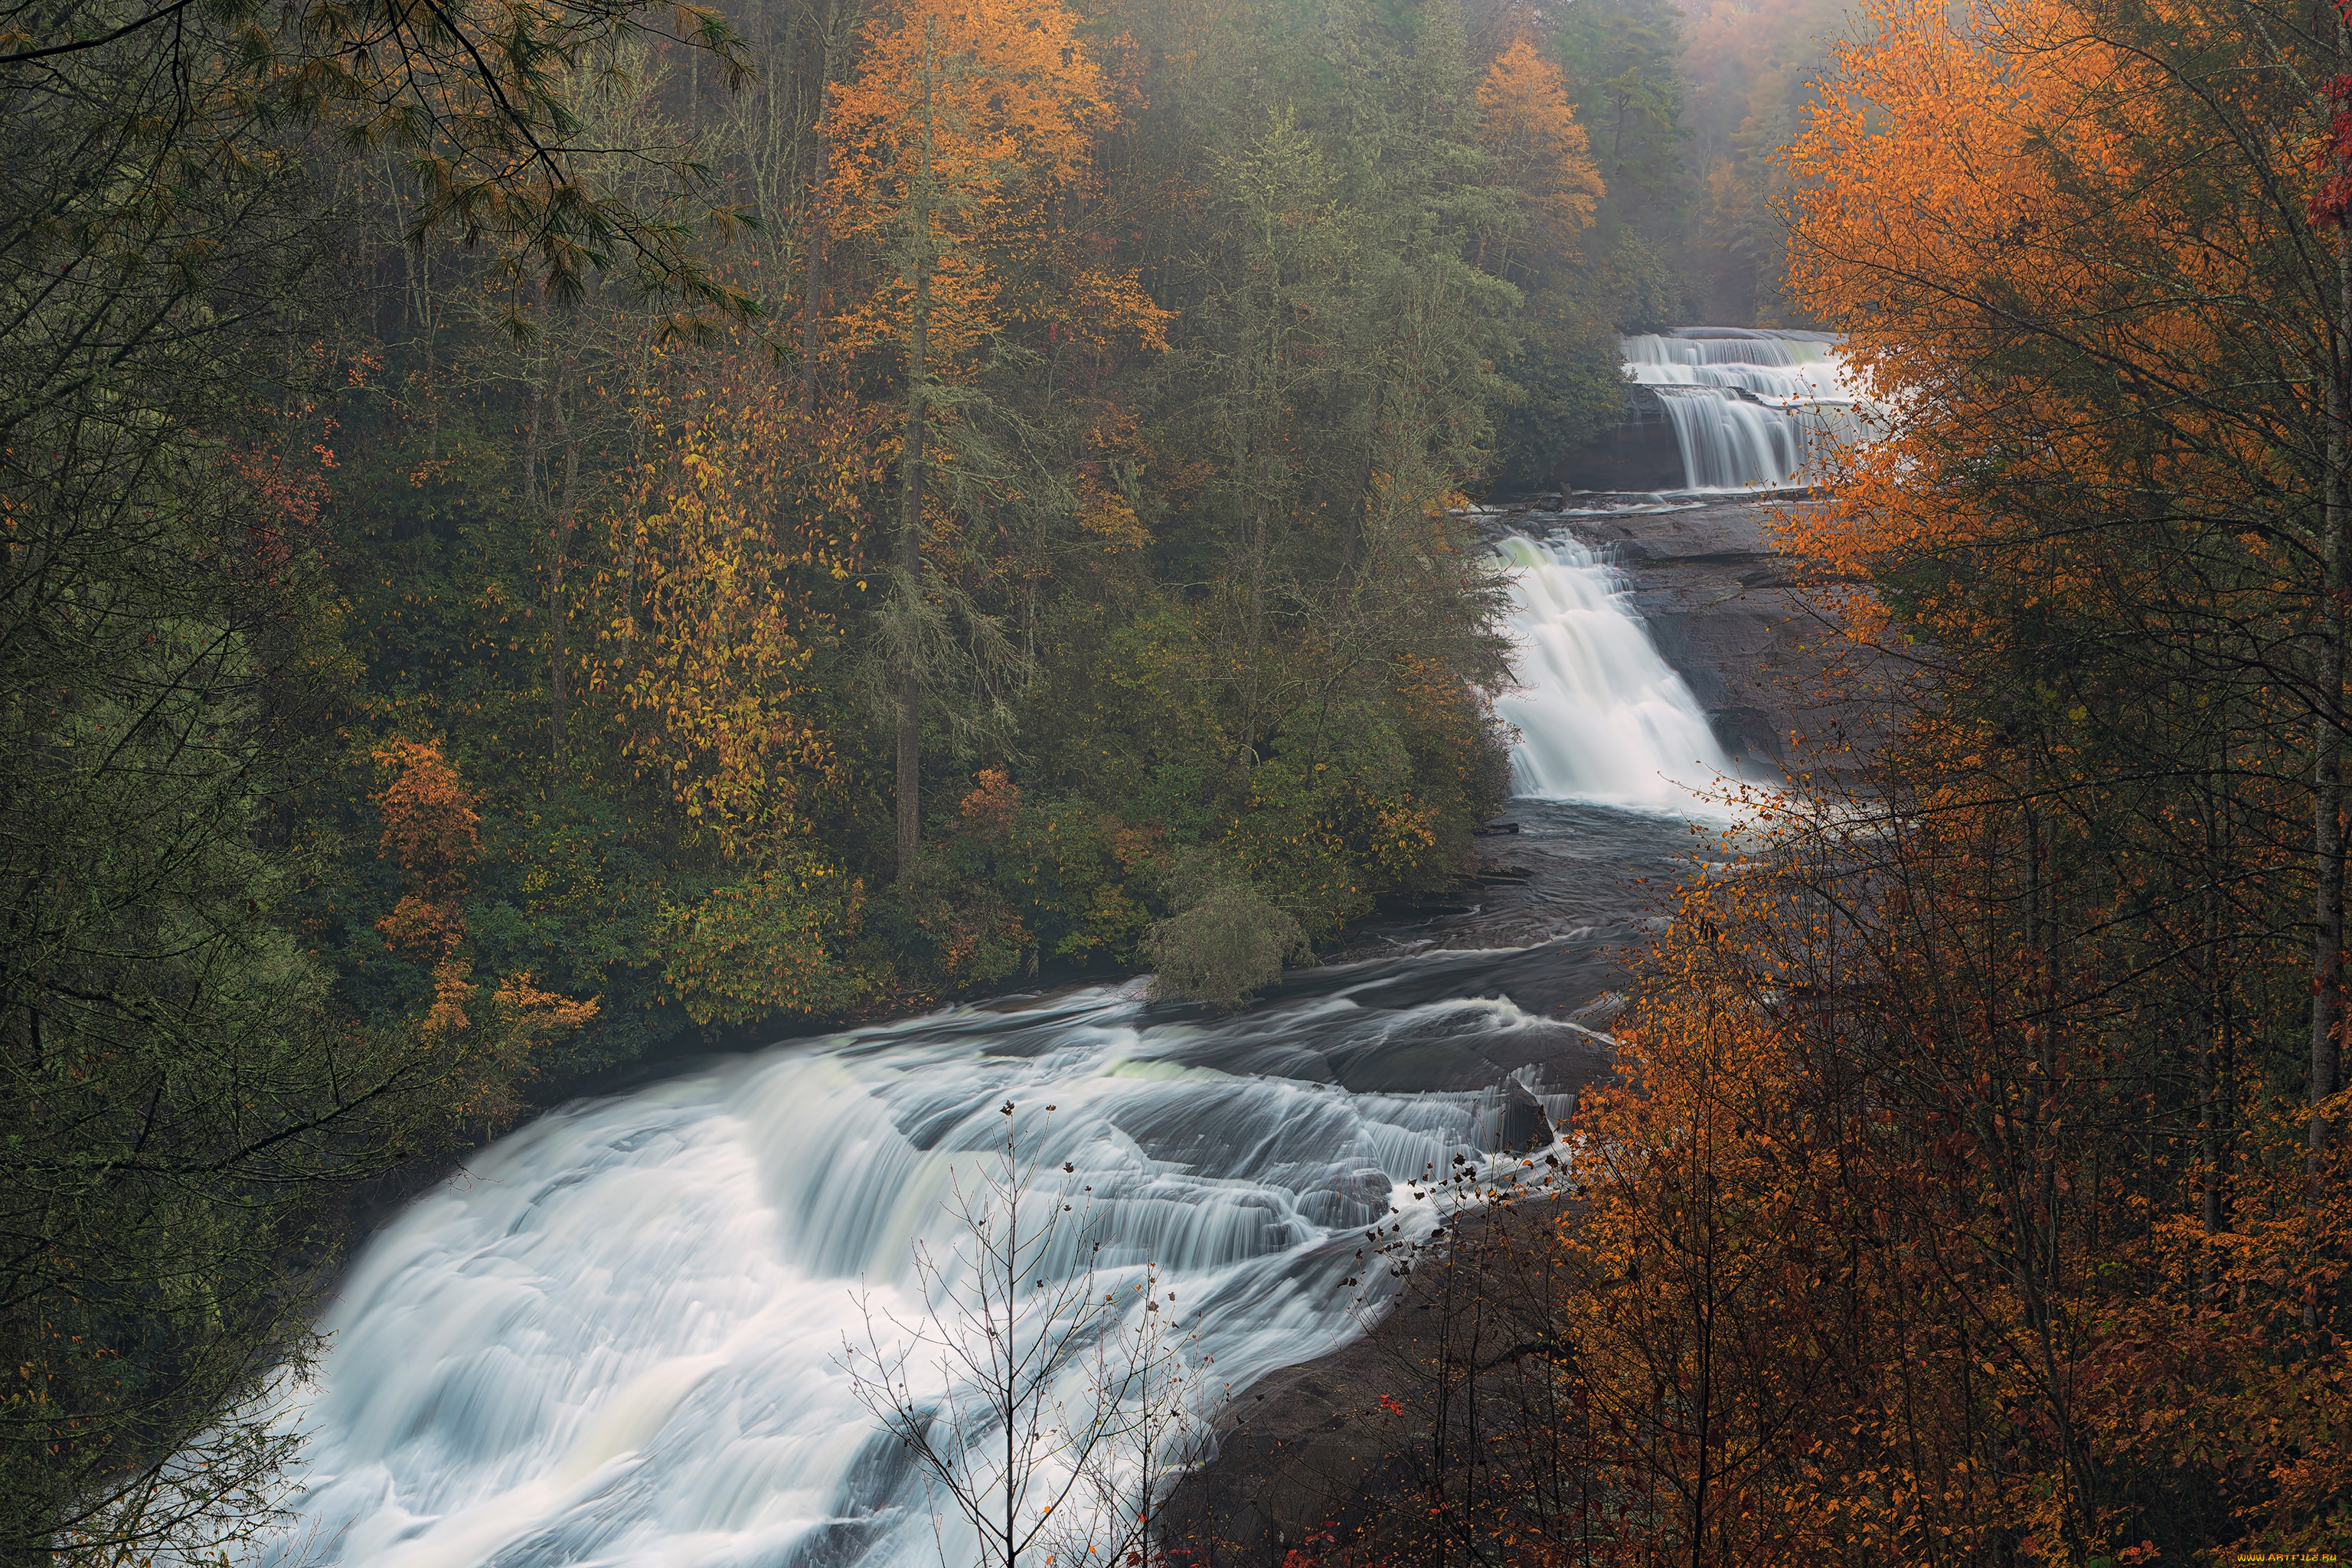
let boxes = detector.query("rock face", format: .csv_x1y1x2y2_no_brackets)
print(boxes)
1157,1289,1432,1557
1159,1199,1577,1564
1531,495,1887,776
1550,389,1684,492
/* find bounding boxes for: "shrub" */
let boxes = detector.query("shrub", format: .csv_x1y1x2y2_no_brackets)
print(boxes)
1142,880,1308,1008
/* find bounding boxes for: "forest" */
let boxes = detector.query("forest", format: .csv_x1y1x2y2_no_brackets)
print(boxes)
3,0,2347,1556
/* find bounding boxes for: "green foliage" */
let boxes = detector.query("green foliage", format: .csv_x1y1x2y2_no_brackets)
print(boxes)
0,113,427,1567
1552,0,1699,325
290,0,1535,1031
662,859,874,1026
1491,296,1635,492
0,0,1654,1540
0,0,764,1542
1681,0,1854,325
1144,882,1312,1009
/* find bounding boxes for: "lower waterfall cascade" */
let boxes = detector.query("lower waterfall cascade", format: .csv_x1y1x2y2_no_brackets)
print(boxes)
1491,534,1738,813
260,991,1586,1568
1622,328,1868,492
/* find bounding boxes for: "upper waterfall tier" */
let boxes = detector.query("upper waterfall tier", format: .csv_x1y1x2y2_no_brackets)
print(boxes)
1619,328,1867,492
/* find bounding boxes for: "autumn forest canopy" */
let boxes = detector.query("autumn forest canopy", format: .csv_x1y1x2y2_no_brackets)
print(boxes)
5,0,2352,1555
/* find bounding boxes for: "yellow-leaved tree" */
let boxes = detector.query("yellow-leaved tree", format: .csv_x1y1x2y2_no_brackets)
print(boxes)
587,333,888,1025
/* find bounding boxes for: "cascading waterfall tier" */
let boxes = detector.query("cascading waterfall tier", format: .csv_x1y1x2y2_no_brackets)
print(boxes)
1492,534,1736,812
261,986,1579,1568
1622,328,1865,492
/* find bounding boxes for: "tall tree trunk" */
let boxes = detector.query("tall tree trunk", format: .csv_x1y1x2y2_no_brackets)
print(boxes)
802,0,851,417
550,416,580,772
801,19,832,415
521,361,546,516
894,41,936,880
2199,788,2230,1301
1344,381,1382,572
896,401,924,877
2314,231,2350,1234
802,136,828,418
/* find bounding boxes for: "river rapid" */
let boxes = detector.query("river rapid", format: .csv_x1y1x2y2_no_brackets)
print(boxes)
260,488,1801,1568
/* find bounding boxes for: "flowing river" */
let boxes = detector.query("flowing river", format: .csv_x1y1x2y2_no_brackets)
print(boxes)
263,492,1779,1568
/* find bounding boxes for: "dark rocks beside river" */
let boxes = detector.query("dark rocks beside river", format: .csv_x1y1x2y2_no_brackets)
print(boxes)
1161,1194,1582,1567
1168,495,1885,1548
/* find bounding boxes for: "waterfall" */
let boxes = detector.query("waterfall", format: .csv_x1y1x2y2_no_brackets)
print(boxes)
261,988,1576,1568
1492,534,1736,812
1622,328,1865,492
256,537,1741,1568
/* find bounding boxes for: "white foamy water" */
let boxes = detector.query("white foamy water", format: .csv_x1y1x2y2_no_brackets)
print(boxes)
1622,328,1867,492
263,989,1569,1568
1493,534,1735,813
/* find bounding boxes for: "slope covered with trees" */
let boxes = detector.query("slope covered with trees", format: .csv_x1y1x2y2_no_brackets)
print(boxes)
300,0,1637,1064
0,0,1687,1552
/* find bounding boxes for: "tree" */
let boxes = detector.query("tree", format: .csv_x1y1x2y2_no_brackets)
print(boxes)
1475,37,1604,281
825,0,1169,876
843,1102,1203,1568
1478,0,2352,1555
0,318,435,1568
369,740,600,1131
1785,0,2344,1217
1550,0,1695,325
590,336,864,861
1141,872,1309,1008
1472,31,1624,491
0,0,746,1550
1676,0,1847,323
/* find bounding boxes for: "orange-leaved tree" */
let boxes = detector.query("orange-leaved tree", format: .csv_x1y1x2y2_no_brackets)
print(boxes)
824,0,1170,877
372,740,599,1131
1553,825,1873,1568
1791,0,2346,1177
1474,36,1603,280
1553,4,2352,1548
373,739,483,965
1589,757,2352,1560
1785,0,2347,1233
